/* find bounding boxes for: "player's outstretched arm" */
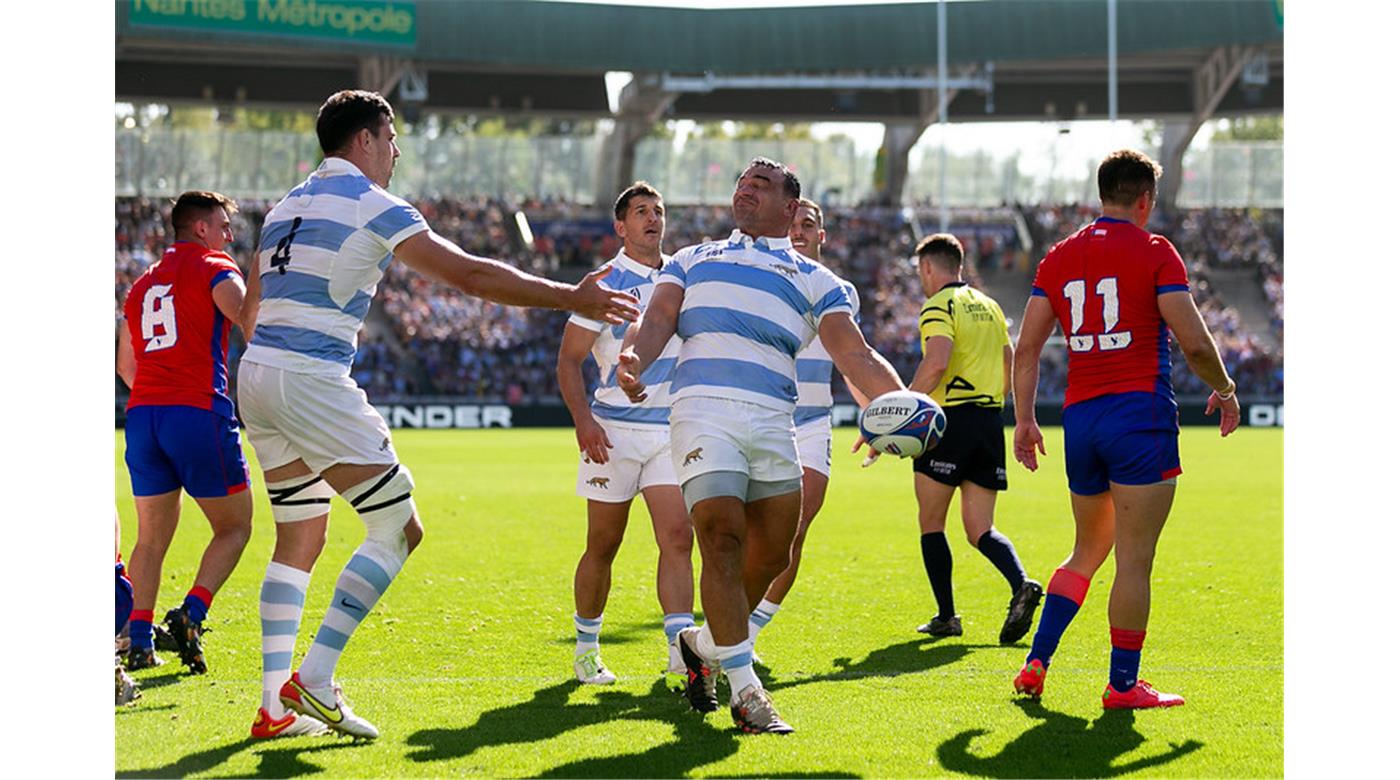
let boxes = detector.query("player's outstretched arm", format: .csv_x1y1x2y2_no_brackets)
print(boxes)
908,335,952,396
395,231,639,324
557,322,613,465
1012,296,1055,471
1158,290,1241,437
820,313,904,401
616,283,682,403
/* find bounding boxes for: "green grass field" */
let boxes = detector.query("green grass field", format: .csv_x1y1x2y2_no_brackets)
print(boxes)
115,426,1282,778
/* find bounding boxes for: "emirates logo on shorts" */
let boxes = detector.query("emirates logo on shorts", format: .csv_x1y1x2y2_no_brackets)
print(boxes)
683,447,704,466
586,477,610,489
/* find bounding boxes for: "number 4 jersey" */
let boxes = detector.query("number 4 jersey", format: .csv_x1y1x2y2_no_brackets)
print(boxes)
242,157,428,376
123,241,244,417
1031,216,1190,407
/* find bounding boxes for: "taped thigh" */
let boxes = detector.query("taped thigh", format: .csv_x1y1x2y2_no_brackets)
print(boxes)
265,474,334,523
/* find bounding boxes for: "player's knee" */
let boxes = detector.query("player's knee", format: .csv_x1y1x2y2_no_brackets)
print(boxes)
341,464,418,556
266,475,334,524
585,530,625,562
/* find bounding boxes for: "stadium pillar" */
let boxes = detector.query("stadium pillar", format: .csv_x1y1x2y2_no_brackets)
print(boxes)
1157,45,1259,209
877,122,924,207
594,73,677,208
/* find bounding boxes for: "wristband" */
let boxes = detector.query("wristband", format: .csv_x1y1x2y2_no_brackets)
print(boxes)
1215,380,1236,402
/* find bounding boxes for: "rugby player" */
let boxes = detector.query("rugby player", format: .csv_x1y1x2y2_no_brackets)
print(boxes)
906,234,1041,643
745,198,866,652
121,191,255,677
1010,149,1241,709
238,90,638,740
557,182,694,685
617,158,904,734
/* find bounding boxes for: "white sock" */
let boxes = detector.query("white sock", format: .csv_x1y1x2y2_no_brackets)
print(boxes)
574,614,603,656
695,623,719,663
299,540,404,689
260,561,311,716
748,598,782,640
716,640,761,701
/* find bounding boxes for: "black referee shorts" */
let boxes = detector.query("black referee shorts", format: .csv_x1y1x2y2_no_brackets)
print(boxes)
911,404,1008,491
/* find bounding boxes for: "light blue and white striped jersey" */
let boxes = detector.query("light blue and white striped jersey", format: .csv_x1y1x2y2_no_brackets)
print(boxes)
242,157,428,376
657,230,855,414
567,251,680,427
794,279,861,426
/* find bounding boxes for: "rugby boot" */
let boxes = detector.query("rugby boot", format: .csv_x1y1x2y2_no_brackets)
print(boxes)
115,660,140,706
1014,659,1047,698
163,606,207,674
124,646,164,671
1000,580,1044,645
1102,680,1185,710
250,706,331,739
916,614,963,637
279,672,380,740
574,648,618,685
674,626,719,712
153,623,181,653
730,685,794,734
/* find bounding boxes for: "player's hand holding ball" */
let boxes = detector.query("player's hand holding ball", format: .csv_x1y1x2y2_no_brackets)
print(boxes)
615,349,647,403
858,390,946,459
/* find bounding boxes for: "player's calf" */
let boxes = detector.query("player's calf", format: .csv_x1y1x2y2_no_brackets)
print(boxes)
297,464,417,691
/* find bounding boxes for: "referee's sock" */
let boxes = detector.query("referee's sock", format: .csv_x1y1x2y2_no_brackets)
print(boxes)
1026,567,1091,668
976,529,1028,594
920,532,956,620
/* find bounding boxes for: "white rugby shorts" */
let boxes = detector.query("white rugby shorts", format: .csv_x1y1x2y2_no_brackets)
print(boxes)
237,361,397,475
576,419,678,502
795,416,834,478
669,397,802,485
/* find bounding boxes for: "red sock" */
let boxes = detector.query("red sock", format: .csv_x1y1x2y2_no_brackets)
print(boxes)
1046,567,1091,605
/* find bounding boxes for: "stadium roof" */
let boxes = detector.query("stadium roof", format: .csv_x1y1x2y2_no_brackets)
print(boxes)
116,0,1283,122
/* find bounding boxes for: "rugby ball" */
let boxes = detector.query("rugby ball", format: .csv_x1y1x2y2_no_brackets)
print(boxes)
858,390,946,458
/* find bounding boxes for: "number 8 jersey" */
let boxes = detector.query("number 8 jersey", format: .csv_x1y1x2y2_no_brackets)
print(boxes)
242,158,427,376
1030,216,1190,407
123,242,243,417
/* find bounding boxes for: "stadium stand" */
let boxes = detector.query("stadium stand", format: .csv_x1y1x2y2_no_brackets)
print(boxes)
115,197,1283,406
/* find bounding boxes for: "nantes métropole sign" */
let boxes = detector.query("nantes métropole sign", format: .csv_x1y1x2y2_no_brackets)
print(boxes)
129,0,416,46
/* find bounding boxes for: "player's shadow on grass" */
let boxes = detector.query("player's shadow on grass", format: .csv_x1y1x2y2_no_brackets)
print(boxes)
935,699,1204,778
117,736,358,778
405,677,853,778
764,637,994,693
127,667,191,692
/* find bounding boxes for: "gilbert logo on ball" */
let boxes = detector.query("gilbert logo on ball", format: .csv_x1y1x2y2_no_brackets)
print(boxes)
858,390,946,458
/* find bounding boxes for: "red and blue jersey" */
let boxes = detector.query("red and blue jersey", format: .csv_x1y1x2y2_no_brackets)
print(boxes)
123,242,242,418
1031,217,1190,407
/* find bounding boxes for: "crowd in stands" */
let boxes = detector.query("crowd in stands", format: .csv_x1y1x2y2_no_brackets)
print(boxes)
116,195,1283,407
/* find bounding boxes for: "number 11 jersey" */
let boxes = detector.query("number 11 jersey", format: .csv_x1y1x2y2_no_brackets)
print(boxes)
1030,217,1190,407
123,242,242,417
242,157,428,376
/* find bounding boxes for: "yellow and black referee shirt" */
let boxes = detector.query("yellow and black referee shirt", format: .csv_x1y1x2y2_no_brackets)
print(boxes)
918,282,1010,409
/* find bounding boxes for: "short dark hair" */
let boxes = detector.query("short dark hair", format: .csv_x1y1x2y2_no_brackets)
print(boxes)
745,157,801,200
316,89,394,155
795,197,823,227
1098,149,1163,207
914,233,963,273
613,181,663,220
171,191,237,235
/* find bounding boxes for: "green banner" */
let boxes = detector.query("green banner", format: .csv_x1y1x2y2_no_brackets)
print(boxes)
129,0,416,46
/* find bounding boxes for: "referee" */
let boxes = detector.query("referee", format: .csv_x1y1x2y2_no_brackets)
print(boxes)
907,234,1042,644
